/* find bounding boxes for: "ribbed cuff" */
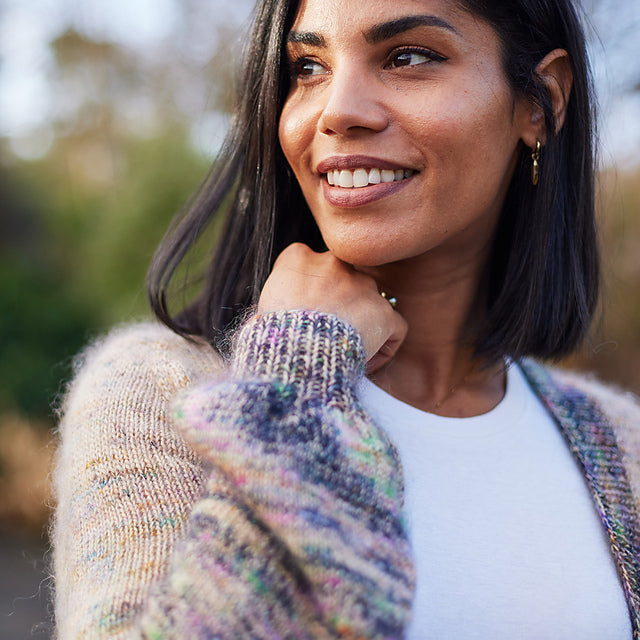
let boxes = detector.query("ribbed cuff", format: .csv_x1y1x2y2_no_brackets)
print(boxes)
231,311,365,399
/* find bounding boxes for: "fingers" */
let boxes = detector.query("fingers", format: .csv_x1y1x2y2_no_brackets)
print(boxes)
258,244,375,318
364,310,408,374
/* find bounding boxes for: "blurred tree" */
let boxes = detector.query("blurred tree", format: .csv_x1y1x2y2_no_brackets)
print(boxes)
565,166,640,394
0,161,95,417
0,16,232,417
29,127,211,324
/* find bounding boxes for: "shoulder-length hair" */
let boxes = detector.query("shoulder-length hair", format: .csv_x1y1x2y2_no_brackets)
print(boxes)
147,0,599,362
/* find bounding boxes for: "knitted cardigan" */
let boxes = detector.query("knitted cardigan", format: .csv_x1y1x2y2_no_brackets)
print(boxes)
53,311,640,639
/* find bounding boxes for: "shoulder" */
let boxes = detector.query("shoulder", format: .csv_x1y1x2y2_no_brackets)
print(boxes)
61,321,224,414
523,360,640,426
70,320,223,381
520,358,640,482
54,320,224,550
57,320,226,462
551,365,640,462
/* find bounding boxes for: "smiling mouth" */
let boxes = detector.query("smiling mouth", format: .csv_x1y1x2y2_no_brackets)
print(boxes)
326,167,415,188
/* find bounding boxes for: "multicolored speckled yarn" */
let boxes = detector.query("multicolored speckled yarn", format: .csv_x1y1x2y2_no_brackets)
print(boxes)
53,312,640,639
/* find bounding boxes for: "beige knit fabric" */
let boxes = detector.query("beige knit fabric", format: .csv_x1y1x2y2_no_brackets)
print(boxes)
53,322,223,639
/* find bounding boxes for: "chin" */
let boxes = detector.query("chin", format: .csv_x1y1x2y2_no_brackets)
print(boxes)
324,237,407,268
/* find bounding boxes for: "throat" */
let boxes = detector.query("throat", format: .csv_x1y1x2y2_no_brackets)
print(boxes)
368,357,507,418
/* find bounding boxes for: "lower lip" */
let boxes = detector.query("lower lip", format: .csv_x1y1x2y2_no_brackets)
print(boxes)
321,175,414,208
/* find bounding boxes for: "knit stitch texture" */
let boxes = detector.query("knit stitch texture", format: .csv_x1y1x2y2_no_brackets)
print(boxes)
53,311,640,639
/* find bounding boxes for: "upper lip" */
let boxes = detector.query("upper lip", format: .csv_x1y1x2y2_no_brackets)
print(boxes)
316,155,415,174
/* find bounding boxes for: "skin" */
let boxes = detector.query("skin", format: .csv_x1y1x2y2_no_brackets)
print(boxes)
260,0,572,417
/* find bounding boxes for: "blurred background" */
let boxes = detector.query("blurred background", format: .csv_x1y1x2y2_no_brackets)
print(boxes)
0,0,639,637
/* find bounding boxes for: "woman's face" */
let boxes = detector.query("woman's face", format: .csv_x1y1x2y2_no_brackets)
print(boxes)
278,0,534,268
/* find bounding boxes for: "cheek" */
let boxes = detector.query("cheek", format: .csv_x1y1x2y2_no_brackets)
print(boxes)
412,86,518,181
278,100,314,173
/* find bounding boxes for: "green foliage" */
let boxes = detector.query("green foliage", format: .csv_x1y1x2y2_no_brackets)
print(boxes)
23,128,210,322
0,15,222,420
0,255,93,416
1,128,211,417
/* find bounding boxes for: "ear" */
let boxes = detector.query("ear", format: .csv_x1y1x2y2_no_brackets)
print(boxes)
520,48,573,148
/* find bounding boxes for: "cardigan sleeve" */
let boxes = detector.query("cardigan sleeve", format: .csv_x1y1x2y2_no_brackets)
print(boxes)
52,322,223,639
53,313,415,640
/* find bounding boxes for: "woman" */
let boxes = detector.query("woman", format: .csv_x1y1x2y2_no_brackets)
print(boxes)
53,0,640,638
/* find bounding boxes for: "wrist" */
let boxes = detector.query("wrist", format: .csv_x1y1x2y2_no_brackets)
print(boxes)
231,310,365,397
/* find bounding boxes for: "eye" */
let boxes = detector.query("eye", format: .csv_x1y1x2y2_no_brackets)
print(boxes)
289,57,327,78
386,48,447,69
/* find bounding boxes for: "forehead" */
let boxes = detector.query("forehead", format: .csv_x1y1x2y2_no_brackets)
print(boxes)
290,0,466,31
286,0,502,63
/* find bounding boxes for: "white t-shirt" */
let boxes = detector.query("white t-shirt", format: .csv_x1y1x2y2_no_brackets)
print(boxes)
357,363,631,639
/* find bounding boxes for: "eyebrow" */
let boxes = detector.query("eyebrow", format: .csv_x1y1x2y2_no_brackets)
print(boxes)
365,15,458,44
286,31,326,47
286,14,457,48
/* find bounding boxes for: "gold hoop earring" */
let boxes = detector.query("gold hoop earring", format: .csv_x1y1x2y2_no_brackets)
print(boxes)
531,140,541,186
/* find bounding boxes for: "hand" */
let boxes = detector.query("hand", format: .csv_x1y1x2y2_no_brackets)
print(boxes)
258,243,407,372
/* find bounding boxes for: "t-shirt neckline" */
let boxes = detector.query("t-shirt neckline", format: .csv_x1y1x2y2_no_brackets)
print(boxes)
358,361,531,440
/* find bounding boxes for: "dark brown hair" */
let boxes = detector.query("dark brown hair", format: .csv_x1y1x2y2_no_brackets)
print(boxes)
147,0,599,361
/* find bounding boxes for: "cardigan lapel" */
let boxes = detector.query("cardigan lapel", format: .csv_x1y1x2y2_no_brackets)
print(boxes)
519,359,640,638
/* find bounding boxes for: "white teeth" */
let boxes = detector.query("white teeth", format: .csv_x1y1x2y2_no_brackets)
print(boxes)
353,168,369,188
338,170,354,188
326,167,413,188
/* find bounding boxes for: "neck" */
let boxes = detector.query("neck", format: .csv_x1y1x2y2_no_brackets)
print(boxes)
357,247,506,417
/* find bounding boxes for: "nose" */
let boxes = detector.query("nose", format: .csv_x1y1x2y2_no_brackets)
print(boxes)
317,65,389,136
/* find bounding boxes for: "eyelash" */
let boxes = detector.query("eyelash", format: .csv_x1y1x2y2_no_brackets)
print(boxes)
288,57,326,79
287,46,448,81
385,46,448,68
